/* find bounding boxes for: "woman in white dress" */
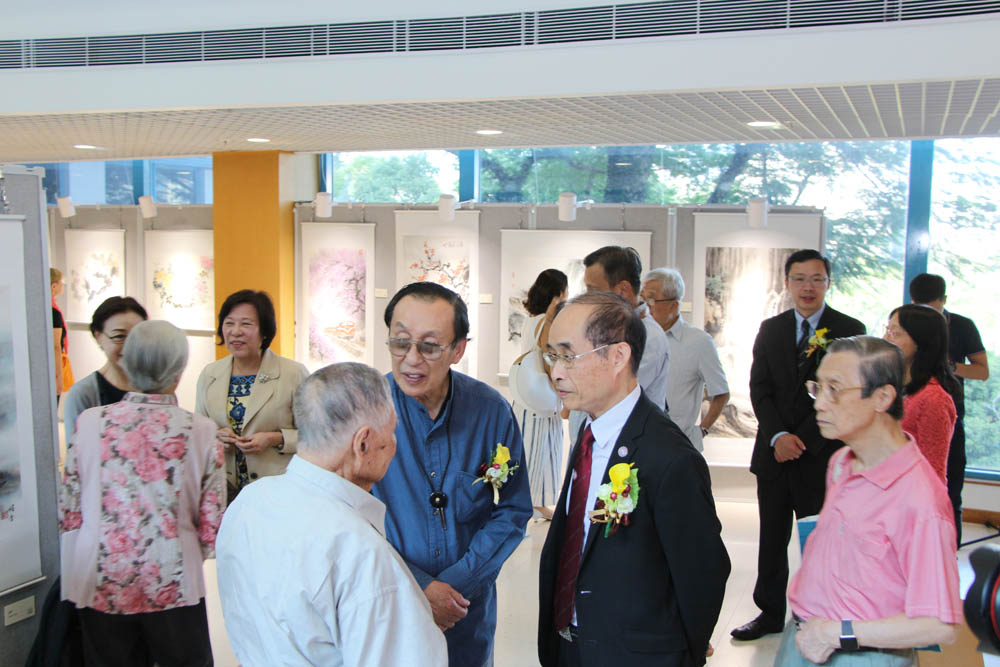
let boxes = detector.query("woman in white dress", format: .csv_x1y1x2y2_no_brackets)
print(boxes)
512,269,567,519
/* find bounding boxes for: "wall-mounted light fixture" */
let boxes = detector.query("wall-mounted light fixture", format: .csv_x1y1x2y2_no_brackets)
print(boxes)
57,196,76,218
438,194,475,222
557,192,594,222
747,197,769,229
313,192,333,218
138,195,157,219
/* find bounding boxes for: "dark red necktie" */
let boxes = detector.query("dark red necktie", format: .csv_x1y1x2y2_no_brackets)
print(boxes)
554,425,595,631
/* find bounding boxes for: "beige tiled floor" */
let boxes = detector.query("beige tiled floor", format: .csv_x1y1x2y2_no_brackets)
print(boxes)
206,500,799,667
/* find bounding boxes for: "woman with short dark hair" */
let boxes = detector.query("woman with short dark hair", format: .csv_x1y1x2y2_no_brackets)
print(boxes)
62,296,149,437
884,304,961,483
195,290,308,502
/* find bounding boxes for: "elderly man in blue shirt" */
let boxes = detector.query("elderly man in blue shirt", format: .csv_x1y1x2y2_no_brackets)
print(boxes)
373,282,532,667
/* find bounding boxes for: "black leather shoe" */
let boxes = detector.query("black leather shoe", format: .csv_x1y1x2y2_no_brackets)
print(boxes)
730,614,784,640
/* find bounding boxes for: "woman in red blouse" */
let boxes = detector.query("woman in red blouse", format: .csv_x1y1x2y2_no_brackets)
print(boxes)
884,304,961,483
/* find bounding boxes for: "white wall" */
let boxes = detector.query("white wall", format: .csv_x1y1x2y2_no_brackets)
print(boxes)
4,15,999,116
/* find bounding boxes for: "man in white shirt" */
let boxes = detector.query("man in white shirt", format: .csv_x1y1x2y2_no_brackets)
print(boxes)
568,246,671,439
641,267,730,451
216,362,447,667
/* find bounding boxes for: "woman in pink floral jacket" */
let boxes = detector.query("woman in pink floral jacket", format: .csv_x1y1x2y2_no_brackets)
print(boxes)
59,320,224,666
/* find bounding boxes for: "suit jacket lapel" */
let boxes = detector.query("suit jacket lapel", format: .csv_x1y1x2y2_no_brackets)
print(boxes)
579,397,648,569
240,349,279,429
797,306,837,383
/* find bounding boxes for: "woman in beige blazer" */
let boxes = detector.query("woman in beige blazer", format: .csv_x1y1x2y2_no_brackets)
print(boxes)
195,290,308,501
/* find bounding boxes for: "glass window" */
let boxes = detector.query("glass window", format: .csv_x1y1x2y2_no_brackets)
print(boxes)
330,150,458,203
928,138,1000,470
480,141,908,334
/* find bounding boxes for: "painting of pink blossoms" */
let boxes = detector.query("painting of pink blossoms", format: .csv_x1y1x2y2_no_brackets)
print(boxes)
308,247,367,364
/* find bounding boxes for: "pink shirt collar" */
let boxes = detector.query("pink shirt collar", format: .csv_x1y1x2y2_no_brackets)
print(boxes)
836,435,922,491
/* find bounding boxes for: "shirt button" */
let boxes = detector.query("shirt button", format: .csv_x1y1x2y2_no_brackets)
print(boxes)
249,472,258,480
430,471,437,477
434,549,441,557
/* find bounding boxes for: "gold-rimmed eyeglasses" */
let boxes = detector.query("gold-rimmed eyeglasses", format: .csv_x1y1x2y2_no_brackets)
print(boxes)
805,380,863,403
542,343,619,369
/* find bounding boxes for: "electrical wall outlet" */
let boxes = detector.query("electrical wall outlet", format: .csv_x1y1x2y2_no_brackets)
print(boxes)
3,596,35,626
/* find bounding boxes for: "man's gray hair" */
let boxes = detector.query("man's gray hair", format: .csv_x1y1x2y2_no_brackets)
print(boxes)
121,320,189,393
643,267,685,301
294,363,394,455
826,336,904,419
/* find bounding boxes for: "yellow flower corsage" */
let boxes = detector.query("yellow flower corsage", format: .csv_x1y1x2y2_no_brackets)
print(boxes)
589,463,640,537
806,327,831,358
473,443,518,505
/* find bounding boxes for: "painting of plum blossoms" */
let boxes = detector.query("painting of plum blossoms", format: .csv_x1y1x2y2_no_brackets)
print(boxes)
298,223,375,370
64,230,125,322
394,211,480,378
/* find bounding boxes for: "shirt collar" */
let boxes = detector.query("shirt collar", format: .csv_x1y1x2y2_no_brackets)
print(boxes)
391,370,456,426
588,384,642,451
122,392,178,406
794,304,826,332
665,315,687,341
286,456,387,536
843,433,923,490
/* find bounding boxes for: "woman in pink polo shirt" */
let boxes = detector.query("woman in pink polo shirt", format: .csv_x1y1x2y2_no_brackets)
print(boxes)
779,335,960,666
884,304,961,483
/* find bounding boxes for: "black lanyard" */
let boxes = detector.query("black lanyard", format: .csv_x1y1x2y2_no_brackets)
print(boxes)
397,382,454,514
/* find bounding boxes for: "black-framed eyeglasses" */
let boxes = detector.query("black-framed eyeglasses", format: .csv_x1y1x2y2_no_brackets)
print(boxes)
542,343,619,369
644,297,677,304
805,380,863,403
386,337,453,361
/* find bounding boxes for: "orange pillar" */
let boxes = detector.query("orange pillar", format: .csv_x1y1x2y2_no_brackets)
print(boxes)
212,151,296,358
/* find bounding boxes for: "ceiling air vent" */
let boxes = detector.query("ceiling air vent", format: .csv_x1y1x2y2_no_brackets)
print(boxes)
538,6,615,44
465,13,528,49
0,40,24,69
327,21,395,55
263,25,328,59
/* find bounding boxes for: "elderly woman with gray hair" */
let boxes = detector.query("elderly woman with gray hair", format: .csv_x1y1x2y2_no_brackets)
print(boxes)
59,320,224,666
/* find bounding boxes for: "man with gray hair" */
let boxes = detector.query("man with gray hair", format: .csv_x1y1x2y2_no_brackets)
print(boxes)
216,362,447,667
641,267,730,451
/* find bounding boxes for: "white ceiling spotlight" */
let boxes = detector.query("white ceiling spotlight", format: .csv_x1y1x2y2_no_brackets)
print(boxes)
313,192,333,218
557,192,594,222
73,144,105,150
138,195,157,219
475,129,503,136
747,120,782,129
247,137,271,143
56,196,76,218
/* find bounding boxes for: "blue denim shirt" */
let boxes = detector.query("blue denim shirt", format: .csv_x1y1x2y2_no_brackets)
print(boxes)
372,371,532,667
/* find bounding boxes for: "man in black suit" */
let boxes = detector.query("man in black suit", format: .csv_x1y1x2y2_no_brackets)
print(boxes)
538,292,730,667
732,249,866,641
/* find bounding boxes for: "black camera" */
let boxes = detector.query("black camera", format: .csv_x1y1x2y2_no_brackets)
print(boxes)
965,544,1000,655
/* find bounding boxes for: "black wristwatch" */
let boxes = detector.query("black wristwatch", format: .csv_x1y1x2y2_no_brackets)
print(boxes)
839,620,859,651
700,426,709,437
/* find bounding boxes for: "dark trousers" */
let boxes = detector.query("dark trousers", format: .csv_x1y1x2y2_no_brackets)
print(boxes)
754,472,820,622
78,599,212,667
947,420,966,547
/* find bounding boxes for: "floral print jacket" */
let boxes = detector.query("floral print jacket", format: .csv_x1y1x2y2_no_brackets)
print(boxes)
59,392,225,614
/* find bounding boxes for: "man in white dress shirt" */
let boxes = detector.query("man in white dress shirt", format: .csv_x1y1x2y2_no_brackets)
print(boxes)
641,268,730,451
216,362,447,667
568,246,671,440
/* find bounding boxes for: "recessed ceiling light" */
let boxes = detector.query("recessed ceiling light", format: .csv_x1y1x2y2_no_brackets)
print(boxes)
614,162,632,166
747,120,782,129
475,129,503,136
247,137,271,143
73,144,104,150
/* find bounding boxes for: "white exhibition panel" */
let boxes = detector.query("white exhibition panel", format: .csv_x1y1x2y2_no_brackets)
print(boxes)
296,222,376,372
143,230,215,331
177,335,216,413
63,229,126,323
394,210,480,379
0,220,42,593
497,229,652,375
692,211,822,444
